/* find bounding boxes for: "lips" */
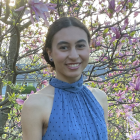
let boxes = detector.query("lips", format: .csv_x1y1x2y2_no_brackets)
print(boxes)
66,62,81,65
66,63,81,70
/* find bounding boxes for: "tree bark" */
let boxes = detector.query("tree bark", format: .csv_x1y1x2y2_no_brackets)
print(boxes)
0,31,17,137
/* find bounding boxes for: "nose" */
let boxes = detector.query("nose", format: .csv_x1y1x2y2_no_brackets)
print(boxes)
68,47,79,60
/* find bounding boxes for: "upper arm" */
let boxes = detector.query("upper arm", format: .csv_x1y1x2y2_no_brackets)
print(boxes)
97,88,108,126
21,95,43,140
93,88,108,126
98,89,108,140
102,91,108,126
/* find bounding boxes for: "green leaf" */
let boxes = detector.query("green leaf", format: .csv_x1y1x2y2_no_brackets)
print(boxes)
130,31,136,37
121,40,125,43
36,23,39,27
13,12,18,17
88,5,92,9
50,16,53,22
13,19,15,25
129,96,132,100
103,28,109,34
131,58,136,62
108,9,113,13
91,82,96,88
7,81,12,85
128,2,133,9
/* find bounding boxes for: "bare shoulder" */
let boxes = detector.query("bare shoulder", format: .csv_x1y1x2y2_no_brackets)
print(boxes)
21,85,55,139
23,85,55,116
23,85,54,105
90,88,107,100
21,93,44,140
91,88,108,125
87,87,108,109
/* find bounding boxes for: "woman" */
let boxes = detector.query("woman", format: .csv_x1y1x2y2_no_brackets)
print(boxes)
21,17,108,140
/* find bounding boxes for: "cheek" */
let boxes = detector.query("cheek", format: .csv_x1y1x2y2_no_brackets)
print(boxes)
81,49,90,60
53,51,67,62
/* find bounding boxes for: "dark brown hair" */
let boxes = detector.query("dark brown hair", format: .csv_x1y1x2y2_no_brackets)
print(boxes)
42,17,91,68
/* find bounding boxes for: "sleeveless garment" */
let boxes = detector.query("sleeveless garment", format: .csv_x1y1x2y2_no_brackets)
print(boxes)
42,75,108,140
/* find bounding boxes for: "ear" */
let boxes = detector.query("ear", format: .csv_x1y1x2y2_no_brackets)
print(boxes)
46,48,52,58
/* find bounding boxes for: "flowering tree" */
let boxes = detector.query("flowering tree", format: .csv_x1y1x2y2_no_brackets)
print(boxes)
0,0,56,139
0,0,140,139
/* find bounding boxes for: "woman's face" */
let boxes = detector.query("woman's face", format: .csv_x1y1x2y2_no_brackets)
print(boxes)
48,26,90,83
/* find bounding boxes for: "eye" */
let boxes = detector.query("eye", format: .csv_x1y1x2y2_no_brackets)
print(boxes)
59,46,68,50
77,44,85,48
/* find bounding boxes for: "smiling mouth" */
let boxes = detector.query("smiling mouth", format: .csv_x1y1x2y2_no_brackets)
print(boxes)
66,62,82,65
66,63,81,69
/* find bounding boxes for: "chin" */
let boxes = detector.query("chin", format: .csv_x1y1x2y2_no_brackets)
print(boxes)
64,71,82,78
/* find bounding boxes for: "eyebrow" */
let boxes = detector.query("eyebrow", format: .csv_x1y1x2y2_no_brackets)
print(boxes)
57,39,87,46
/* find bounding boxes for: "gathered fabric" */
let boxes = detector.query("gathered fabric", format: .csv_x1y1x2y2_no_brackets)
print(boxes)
42,75,108,140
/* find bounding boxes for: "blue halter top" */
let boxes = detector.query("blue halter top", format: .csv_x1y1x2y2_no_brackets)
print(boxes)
42,75,108,140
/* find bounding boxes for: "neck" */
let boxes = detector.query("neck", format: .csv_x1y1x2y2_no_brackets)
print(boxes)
55,74,81,84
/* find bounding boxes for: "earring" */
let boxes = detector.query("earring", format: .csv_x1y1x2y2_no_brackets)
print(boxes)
50,58,53,62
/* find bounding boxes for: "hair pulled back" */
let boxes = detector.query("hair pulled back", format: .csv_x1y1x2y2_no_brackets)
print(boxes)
42,17,91,69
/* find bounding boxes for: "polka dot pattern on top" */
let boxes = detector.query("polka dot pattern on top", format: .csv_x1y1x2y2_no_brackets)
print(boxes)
42,75,108,140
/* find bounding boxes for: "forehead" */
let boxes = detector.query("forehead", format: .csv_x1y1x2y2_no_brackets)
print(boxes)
52,26,88,44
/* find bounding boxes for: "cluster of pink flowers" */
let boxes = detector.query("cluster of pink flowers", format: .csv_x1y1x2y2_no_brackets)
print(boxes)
15,0,57,26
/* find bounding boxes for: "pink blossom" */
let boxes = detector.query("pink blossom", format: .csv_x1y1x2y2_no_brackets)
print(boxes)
118,43,123,52
36,88,40,91
134,11,140,17
15,0,56,26
26,90,34,99
109,103,113,106
96,42,101,46
109,0,115,11
95,59,99,61
108,73,113,77
121,18,129,31
15,6,25,12
41,80,48,86
110,27,120,39
110,36,116,43
127,131,140,139
116,91,126,102
43,70,49,75
108,82,111,86
135,77,140,91
108,0,115,18
135,67,140,71
119,52,124,57
125,111,133,117
112,83,117,88
115,5,121,13
28,1,56,25
16,98,24,105
116,109,123,117
0,95,3,99
103,87,107,92
129,76,140,91
100,56,108,61
109,113,113,117
30,90,34,94
133,59,139,66
123,104,132,110
26,94,30,99
130,104,136,108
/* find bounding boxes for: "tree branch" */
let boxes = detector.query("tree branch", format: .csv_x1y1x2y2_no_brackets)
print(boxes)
0,0,10,23
19,20,32,32
0,97,9,106
17,65,47,74
17,47,41,61
91,9,132,36
13,26,20,75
